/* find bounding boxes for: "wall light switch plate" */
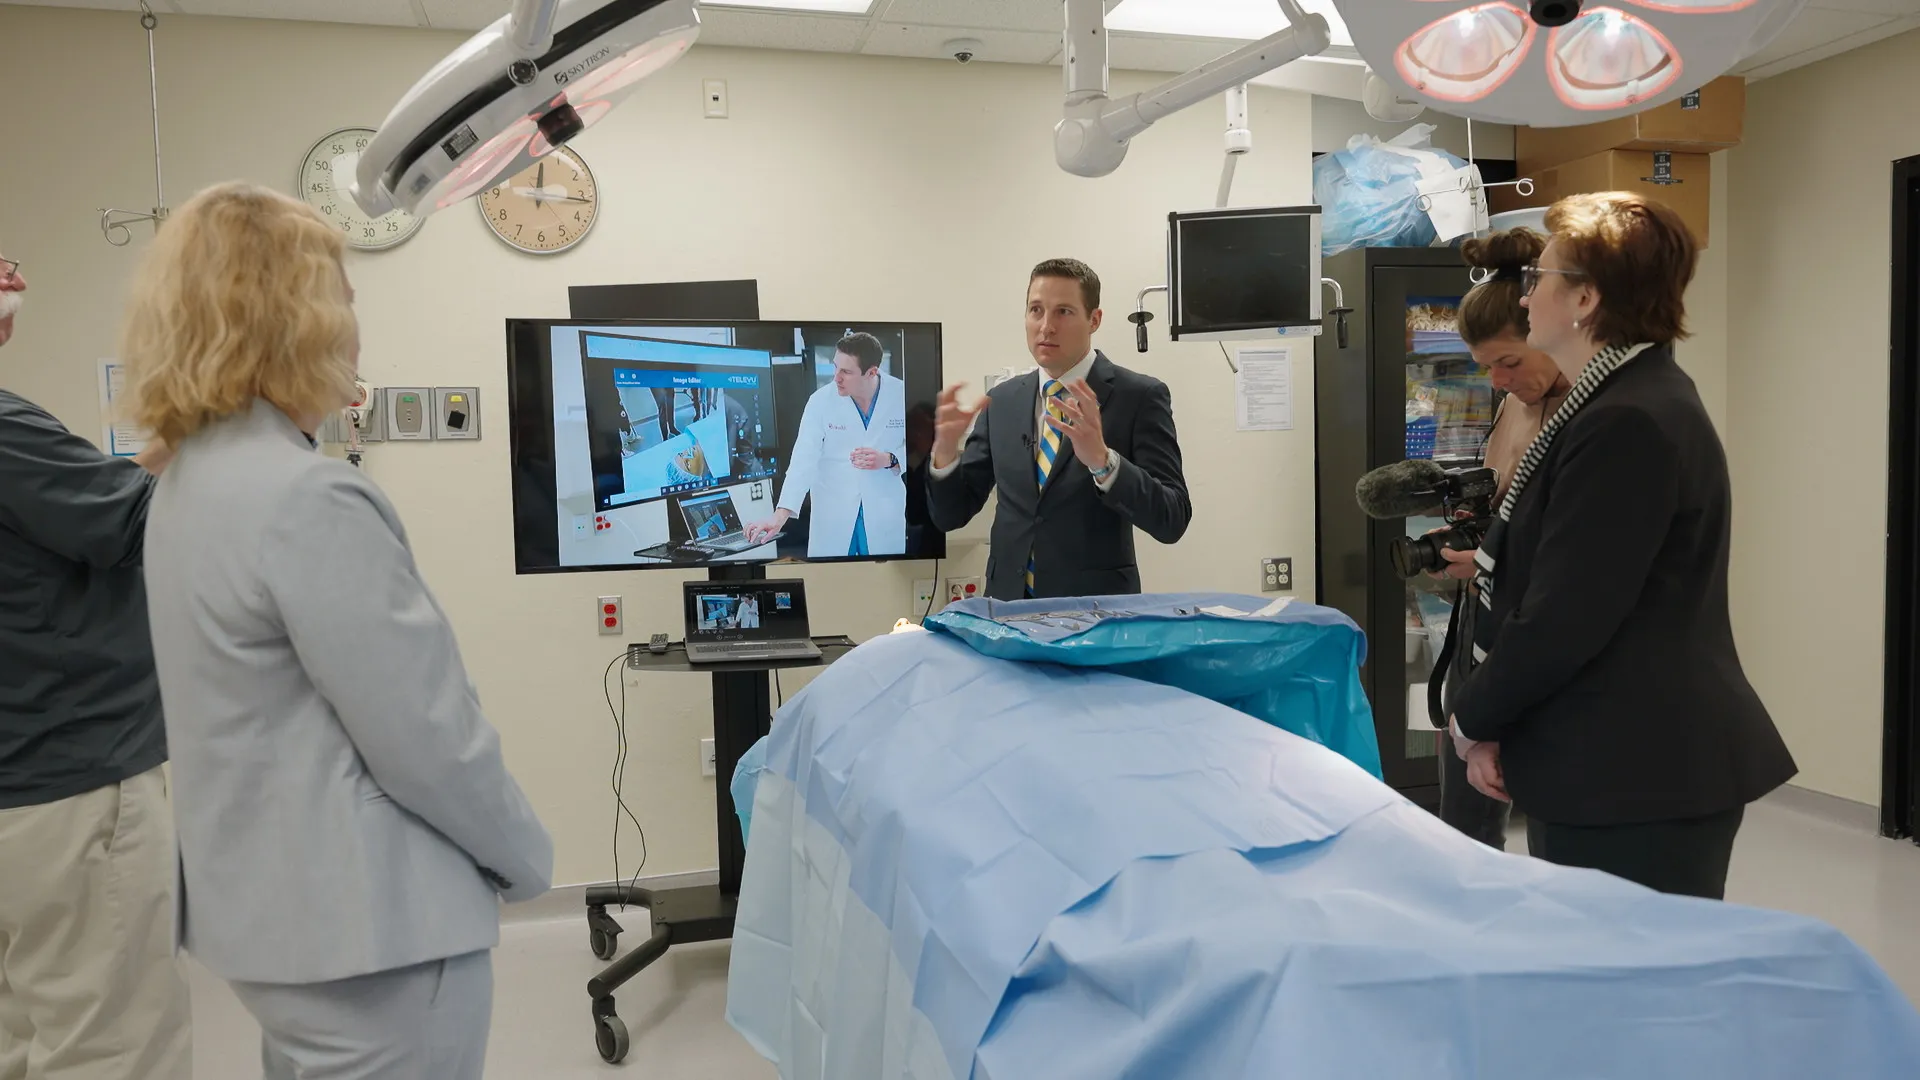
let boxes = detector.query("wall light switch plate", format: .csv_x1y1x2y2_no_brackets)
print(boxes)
703,79,729,119
701,738,717,777
1261,557,1294,593
383,387,431,441
912,578,937,622
433,387,479,440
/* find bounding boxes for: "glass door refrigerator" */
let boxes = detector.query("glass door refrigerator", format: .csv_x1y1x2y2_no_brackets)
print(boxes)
1313,247,1492,808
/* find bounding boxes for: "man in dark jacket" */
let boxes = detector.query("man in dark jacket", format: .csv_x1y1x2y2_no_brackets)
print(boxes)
927,259,1191,600
0,251,191,1079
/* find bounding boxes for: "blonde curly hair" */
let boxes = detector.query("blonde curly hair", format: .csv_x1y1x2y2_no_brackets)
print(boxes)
122,182,358,445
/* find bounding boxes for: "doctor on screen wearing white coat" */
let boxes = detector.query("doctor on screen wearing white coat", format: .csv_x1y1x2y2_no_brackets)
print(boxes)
747,333,908,558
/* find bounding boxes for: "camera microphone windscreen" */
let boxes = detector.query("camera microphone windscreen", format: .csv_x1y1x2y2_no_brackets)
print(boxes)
1355,459,1450,519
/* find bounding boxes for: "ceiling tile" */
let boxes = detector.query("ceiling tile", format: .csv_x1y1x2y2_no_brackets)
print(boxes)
419,0,506,31
1736,6,1897,69
174,0,423,26
1802,0,1920,15
0,0,145,12
877,0,1074,34
698,6,870,52
859,21,1060,64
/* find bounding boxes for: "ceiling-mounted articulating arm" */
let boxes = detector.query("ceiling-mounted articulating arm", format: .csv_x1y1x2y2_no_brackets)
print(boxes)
506,0,561,56
1128,285,1169,355
99,1,169,247
1056,0,1330,178
1323,277,1353,349
1216,83,1251,209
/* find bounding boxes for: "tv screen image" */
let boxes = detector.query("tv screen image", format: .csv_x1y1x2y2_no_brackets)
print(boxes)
695,593,759,631
508,319,944,573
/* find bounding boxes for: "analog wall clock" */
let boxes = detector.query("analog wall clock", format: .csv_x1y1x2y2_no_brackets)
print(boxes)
476,146,600,256
298,128,424,252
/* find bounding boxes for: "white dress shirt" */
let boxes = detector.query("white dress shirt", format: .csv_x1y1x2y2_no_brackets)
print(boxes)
933,350,1120,490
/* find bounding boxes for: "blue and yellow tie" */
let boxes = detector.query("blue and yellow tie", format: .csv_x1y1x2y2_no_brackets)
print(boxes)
1026,380,1070,596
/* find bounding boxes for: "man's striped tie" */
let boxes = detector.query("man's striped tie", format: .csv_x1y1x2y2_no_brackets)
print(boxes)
1025,379,1070,596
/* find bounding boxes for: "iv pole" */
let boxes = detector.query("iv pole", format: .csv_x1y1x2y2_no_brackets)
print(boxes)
99,1,169,247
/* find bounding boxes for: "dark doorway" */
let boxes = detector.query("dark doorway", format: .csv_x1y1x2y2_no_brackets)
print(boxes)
1882,155,1920,841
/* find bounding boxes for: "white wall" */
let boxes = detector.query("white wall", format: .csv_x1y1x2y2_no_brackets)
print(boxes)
1724,29,1920,806
0,6,1318,884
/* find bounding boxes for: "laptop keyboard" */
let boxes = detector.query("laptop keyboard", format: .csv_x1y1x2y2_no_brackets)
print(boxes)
695,640,813,657
692,531,753,551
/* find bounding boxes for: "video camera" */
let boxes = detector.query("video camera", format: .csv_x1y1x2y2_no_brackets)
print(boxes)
1353,461,1499,580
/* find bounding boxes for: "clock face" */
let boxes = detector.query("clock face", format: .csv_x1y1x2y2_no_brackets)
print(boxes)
477,146,600,256
298,128,424,252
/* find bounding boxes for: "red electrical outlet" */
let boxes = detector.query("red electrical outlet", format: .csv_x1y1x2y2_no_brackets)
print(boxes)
597,595,623,636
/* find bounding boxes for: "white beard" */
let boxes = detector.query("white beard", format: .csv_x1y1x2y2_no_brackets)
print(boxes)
0,291,20,321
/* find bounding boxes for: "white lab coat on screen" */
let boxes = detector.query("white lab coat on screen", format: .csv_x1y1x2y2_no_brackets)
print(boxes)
778,373,908,558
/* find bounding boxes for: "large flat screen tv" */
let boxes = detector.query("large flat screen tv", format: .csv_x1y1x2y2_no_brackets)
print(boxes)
507,318,944,572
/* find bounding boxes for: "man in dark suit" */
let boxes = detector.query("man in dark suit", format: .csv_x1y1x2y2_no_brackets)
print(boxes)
927,258,1191,600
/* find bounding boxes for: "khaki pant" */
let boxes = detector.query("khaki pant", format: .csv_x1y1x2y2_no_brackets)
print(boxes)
0,767,192,1080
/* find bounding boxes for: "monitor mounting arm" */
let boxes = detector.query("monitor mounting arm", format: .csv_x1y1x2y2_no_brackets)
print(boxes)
1055,0,1330,178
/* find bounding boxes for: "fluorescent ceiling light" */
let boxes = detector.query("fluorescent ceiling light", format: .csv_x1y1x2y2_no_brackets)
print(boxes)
1108,0,1354,48
701,0,877,13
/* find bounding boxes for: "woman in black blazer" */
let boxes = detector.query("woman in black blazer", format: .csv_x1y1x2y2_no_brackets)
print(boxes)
1445,193,1796,900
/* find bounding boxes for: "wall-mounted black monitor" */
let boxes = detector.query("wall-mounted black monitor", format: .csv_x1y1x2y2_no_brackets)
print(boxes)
1168,205,1323,341
507,318,944,572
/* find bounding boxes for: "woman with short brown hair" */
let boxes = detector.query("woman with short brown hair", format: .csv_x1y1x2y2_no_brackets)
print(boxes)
1448,192,1796,899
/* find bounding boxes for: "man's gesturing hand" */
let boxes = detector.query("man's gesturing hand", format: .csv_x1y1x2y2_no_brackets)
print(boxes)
1047,378,1108,469
932,382,986,471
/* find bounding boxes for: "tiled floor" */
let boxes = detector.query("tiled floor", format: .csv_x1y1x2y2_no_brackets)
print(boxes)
185,792,1920,1078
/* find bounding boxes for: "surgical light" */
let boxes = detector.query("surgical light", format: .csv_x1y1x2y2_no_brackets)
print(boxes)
1334,0,1805,126
351,0,699,219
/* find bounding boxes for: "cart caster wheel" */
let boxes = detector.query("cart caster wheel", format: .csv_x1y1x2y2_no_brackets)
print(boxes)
590,928,618,961
596,1015,630,1064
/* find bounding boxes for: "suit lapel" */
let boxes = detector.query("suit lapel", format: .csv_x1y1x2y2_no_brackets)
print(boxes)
1000,371,1042,513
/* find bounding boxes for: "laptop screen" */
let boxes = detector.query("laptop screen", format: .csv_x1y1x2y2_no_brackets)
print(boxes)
679,490,745,541
684,579,810,643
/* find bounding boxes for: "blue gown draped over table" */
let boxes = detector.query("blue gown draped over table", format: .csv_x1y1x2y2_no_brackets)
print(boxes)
726,595,1920,1080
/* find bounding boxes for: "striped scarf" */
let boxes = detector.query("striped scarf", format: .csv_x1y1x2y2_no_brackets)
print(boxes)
1469,342,1654,662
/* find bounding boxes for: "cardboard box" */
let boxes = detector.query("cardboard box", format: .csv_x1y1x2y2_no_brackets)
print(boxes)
1515,76,1745,175
1487,149,1710,247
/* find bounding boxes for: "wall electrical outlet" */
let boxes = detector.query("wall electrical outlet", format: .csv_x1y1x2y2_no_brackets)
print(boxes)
703,79,729,119
597,595,623,636
947,577,984,604
700,738,717,777
1261,557,1294,593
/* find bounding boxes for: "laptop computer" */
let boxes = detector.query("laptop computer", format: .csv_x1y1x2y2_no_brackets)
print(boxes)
683,579,821,664
675,490,781,555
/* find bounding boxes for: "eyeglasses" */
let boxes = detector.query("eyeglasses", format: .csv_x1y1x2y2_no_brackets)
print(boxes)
1521,265,1586,297
0,258,17,283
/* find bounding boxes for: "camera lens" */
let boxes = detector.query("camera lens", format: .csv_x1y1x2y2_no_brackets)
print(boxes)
537,103,586,149
1390,534,1442,580
1529,0,1584,27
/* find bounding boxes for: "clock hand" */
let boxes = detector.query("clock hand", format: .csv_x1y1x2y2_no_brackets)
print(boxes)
534,162,545,208
510,187,591,204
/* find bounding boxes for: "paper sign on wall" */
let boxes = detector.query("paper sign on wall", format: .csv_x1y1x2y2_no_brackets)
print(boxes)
1235,346,1295,432
98,359,149,458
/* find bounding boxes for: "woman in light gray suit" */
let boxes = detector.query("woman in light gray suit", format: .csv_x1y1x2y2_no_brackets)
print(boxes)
122,182,554,1079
